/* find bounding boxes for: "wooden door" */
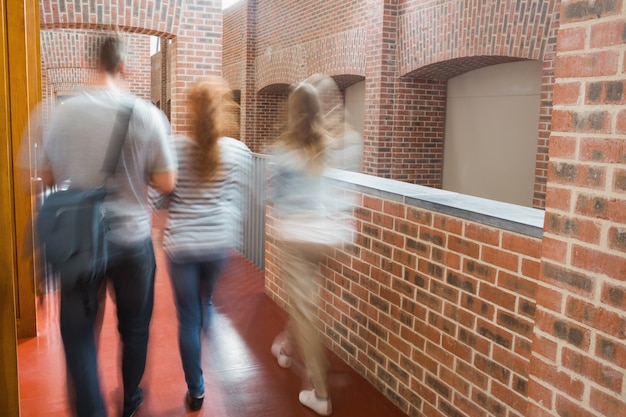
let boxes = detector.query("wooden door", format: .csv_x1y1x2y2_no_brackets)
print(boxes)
0,0,41,415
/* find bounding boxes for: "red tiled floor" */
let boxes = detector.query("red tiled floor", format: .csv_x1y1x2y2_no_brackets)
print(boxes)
18,242,409,417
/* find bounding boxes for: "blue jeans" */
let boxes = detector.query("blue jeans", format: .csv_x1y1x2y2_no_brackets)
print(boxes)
60,238,156,417
167,251,227,397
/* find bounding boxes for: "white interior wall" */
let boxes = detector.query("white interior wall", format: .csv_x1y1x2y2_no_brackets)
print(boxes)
443,61,542,207
345,81,364,135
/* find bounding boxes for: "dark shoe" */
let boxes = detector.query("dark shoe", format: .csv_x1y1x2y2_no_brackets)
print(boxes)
186,392,204,411
122,401,142,417
122,389,143,417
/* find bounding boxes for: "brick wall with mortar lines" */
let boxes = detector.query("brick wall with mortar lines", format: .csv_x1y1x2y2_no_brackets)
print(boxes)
40,0,222,137
39,0,182,35
256,0,367,56
225,0,559,208
225,0,372,154
150,45,173,117
227,0,260,153
390,78,447,187
362,0,400,179
395,0,560,208
41,31,152,103
33,2,626,416
225,1,461,189
256,45,308,89
265,192,543,417
527,1,626,416
236,1,626,415
150,52,161,106
255,27,368,90
222,1,245,90
223,1,438,184
254,91,288,153
123,35,151,101
41,30,96,69
397,0,559,73
168,3,222,135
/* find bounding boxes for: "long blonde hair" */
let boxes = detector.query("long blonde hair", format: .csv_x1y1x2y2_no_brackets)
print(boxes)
279,82,328,172
187,77,238,181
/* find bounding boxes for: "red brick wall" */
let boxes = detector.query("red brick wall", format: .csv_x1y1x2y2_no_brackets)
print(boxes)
396,0,560,208
149,41,172,119
242,0,626,416
391,78,446,184
224,0,371,153
36,2,626,417
223,2,246,91
255,0,366,55
40,30,150,102
168,4,222,135
124,34,151,101
224,0,558,208
150,52,162,106
39,0,182,34
255,89,288,153
39,0,221,136
528,1,626,416
40,29,97,102
223,1,257,151
266,193,543,417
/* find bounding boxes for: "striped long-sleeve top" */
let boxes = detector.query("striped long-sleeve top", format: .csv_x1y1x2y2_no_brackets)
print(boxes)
162,135,252,261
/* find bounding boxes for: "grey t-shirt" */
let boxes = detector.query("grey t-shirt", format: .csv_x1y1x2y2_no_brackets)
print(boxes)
41,87,176,245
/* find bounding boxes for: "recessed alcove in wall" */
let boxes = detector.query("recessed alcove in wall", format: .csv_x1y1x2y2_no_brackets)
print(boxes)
345,81,364,136
442,60,542,207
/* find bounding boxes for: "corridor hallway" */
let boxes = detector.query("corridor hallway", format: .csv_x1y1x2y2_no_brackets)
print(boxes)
17,241,408,416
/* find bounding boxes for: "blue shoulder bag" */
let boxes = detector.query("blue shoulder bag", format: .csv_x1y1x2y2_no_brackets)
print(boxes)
36,100,134,310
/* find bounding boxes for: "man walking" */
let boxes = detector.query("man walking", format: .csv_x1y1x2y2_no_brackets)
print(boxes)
38,33,177,417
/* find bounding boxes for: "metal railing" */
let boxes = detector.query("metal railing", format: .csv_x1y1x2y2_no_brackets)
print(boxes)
239,153,269,269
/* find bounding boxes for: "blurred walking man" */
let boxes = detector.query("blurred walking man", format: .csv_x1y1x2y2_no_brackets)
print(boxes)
38,33,177,417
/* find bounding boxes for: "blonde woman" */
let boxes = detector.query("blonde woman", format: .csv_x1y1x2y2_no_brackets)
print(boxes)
159,77,251,411
270,80,353,416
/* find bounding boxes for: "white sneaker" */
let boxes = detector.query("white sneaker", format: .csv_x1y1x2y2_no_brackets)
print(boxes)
271,341,292,368
299,389,332,416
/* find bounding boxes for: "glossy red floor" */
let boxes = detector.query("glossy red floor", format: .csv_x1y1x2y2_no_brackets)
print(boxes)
18,247,409,417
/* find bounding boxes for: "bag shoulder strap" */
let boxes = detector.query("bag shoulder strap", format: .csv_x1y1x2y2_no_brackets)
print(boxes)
101,98,136,179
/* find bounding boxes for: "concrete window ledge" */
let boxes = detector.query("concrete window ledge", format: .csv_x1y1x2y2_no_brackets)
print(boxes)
326,169,545,239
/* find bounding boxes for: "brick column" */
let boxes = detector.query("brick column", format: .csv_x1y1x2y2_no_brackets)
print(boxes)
362,0,398,178
170,2,222,136
240,0,258,151
160,37,169,120
528,1,626,416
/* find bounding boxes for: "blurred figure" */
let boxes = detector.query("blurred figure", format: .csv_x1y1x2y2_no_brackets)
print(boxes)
305,74,363,173
37,33,177,417
327,119,363,172
269,80,354,416
18,98,56,300
153,77,251,411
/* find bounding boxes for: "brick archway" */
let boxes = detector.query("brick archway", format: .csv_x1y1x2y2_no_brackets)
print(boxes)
39,0,223,135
